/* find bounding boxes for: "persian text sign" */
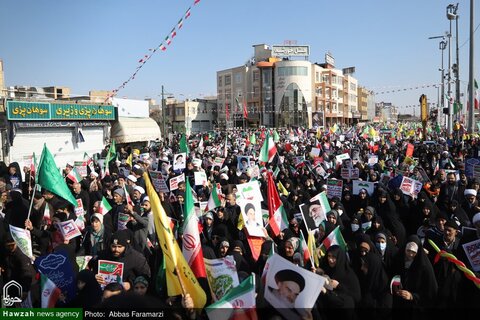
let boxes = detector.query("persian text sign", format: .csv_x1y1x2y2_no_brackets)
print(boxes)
6,101,116,120
7,101,50,120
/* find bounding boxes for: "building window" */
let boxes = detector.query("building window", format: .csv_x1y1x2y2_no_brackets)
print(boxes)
253,70,260,82
253,87,259,98
277,66,308,77
218,75,223,86
225,75,231,86
175,107,185,116
235,73,242,84
322,74,329,83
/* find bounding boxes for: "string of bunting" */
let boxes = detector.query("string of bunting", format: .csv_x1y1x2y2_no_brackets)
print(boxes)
428,239,480,289
108,0,201,100
372,83,441,95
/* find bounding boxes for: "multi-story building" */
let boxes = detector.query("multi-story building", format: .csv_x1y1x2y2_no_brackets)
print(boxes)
376,102,398,123
357,86,372,122
217,44,369,129
167,98,216,135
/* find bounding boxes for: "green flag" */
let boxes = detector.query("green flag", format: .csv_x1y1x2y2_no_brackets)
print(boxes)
37,144,78,207
106,140,117,163
250,133,256,145
273,130,280,143
179,134,189,153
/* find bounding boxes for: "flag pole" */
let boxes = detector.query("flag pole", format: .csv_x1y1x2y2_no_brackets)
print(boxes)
26,184,38,223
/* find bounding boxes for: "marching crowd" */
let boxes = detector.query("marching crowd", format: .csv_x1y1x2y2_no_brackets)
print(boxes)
1,124,480,320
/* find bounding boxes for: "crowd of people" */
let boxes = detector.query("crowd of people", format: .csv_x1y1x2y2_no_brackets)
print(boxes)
1,123,480,320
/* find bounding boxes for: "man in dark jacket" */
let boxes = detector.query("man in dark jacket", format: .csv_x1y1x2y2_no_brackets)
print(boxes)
1,236,36,304
92,230,151,291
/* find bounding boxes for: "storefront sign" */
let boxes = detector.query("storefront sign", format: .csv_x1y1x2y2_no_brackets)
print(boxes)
7,101,116,121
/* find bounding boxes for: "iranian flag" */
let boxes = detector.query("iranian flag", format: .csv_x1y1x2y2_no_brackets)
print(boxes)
259,133,277,163
43,203,51,225
40,274,61,308
266,171,288,237
123,185,133,206
205,184,222,212
66,167,82,183
320,226,347,253
98,196,112,215
182,179,207,278
261,242,275,285
31,152,37,179
299,230,312,266
206,274,257,320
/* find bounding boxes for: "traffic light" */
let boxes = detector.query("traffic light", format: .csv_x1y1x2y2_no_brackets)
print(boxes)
443,107,449,115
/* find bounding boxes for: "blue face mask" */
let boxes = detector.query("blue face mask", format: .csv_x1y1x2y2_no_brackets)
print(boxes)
351,224,360,232
376,242,387,252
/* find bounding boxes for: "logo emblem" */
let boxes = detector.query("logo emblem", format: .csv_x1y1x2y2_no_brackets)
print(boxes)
3,280,22,306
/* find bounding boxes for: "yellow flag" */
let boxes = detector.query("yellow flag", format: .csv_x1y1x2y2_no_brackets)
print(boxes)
237,213,245,231
126,153,133,168
277,181,289,196
307,230,319,268
143,172,207,308
316,127,322,139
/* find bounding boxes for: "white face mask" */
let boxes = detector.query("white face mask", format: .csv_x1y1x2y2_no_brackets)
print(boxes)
362,221,372,231
337,209,343,216
351,224,360,232
376,242,387,252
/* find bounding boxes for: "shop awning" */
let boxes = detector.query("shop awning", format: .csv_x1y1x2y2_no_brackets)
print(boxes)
110,117,161,144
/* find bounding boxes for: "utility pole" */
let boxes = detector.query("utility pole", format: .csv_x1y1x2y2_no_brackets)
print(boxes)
447,19,453,134
468,0,475,133
161,85,166,139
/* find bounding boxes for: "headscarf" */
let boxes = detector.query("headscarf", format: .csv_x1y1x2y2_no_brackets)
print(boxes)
285,237,300,252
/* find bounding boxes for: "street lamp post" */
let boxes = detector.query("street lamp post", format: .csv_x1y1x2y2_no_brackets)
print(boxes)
446,3,459,132
429,36,447,128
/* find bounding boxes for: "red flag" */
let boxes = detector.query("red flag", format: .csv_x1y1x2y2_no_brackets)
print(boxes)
225,98,230,121
243,97,248,119
194,0,201,4
246,233,264,261
406,143,414,157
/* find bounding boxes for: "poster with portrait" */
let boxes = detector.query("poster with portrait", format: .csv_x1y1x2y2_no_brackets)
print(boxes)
149,171,169,193
98,260,124,288
57,219,82,241
173,152,187,171
237,198,264,238
264,254,326,320
237,156,251,172
300,192,330,231
351,149,361,164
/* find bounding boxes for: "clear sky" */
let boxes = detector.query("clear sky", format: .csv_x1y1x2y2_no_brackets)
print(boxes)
1,0,479,115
